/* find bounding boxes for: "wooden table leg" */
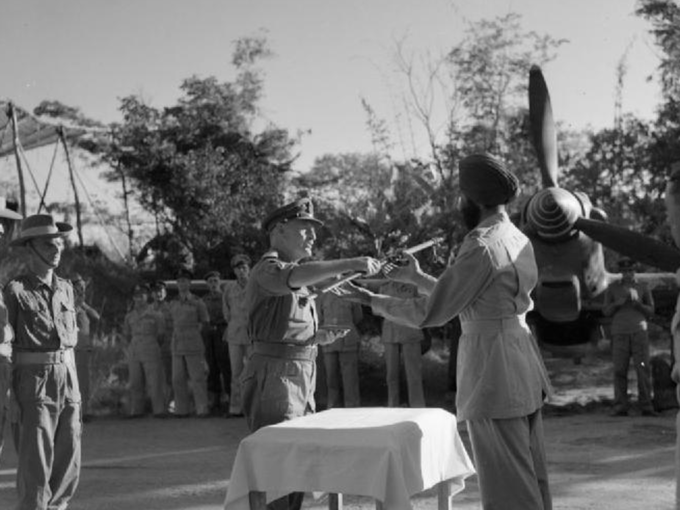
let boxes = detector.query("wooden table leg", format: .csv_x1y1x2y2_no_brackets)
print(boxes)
328,493,343,510
249,491,267,510
436,480,454,510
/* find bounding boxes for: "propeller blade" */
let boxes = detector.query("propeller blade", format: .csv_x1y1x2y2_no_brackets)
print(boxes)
574,217,680,272
529,65,559,188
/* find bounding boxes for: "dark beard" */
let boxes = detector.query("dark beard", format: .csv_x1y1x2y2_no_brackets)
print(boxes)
461,199,482,230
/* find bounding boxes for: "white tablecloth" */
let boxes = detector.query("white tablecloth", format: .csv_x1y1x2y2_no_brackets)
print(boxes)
224,407,475,510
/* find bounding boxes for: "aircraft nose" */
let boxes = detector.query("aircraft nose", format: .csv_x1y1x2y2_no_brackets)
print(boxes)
526,187,584,241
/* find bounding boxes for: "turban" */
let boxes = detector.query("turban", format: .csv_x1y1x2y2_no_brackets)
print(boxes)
459,154,519,206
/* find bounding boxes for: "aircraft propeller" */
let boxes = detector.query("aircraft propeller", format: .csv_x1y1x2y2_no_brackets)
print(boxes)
526,65,680,273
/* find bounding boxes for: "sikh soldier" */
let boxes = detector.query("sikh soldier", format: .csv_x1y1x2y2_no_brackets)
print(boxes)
123,284,167,418
0,200,22,461
222,254,251,417
241,198,381,510
71,273,100,422
170,268,210,417
338,154,553,510
150,280,173,410
4,214,82,509
202,270,230,415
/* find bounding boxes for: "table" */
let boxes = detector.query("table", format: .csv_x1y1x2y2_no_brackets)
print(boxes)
223,407,475,510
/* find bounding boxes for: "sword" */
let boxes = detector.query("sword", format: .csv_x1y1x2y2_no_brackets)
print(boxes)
317,236,445,294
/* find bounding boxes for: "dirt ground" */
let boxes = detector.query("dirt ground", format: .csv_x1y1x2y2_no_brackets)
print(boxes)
0,345,677,510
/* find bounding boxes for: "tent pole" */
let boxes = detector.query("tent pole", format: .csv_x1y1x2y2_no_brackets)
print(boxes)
7,102,27,216
117,163,134,261
58,126,84,246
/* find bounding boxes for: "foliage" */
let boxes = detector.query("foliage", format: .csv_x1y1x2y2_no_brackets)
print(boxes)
103,35,296,278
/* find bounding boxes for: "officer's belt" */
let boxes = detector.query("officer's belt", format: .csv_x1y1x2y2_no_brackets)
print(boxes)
14,348,75,365
253,342,317,361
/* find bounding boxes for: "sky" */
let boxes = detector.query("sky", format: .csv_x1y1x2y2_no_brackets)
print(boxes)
0,0,663,174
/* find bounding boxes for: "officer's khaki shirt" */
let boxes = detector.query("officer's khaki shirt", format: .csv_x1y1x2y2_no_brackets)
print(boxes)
4,273,77,352
246,250,317,344
371,212,552,421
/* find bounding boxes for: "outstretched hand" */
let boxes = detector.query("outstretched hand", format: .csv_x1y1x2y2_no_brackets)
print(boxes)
313,328,350,346
383,252,420,284
330,282,375,307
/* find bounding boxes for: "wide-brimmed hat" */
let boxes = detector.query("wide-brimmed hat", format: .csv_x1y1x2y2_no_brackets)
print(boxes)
0,197,21,221
9,214,72,247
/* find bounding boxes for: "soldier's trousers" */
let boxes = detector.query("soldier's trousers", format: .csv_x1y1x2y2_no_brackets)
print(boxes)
612,331,653,412
172,353,209,415
384,342,425,407
467,410,552,510
322,350,360,408
228,343,251,415
128,356,166,415
0,358,10,461
12,358,81,510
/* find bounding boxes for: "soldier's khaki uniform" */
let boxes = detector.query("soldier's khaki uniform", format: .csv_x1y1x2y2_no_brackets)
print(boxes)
0,292,12,461
222,279,251,416
317,292,363,408
170,294,210,416
202,289,230,411
151,299,173,407
4,274,81,510
240,250,318,431
379,281,425,408
124,307,166,415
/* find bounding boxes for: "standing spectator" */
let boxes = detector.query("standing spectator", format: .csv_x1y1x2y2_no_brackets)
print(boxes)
379,281,425,407
71,274,100,422
151,280,173,410
202,270,230,415
4,214,82,509
170,268,210,417
317,288,363,408
123,284,167,418
338,154,553,510
603,257,656,417
222,254,251,417
0,200,21,461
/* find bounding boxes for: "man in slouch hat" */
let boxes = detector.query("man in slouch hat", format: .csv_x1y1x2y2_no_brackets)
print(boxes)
0,199,21,462
339,154,553,510
3,214,82,509
241,198,381,510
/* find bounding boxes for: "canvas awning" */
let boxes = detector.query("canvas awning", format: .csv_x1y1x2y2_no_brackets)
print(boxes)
0,100,105,158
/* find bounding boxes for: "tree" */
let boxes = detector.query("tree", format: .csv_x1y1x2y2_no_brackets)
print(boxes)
104,35,297,276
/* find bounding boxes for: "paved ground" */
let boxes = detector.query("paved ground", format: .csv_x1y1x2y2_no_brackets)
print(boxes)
0,406,676,510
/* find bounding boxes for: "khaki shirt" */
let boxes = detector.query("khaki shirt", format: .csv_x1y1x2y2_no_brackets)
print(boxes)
379,282,424,344
170,293,209,354
604,280,652,334
4,273,77,352
124,307,165,361
151,301,173,354
223,280,249,345
203,290,225,325
371,212,552,421
317,292,363,352
246,250,317,344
